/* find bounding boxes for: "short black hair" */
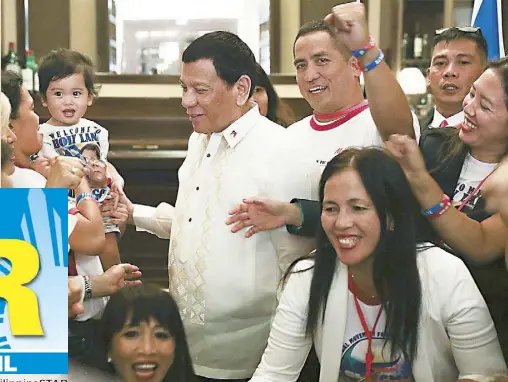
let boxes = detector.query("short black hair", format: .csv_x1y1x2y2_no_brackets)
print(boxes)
433,27,488,63
293,20,351,59
182,31,256,98
101,285,196,382
1,70,23,120
38,48,100,99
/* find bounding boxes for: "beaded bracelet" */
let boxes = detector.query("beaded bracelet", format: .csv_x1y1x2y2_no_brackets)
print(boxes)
422,194,451,218
352,36,376,58
362,49,385,72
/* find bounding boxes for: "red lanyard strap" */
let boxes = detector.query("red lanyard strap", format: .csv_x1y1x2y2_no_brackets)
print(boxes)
457,166,498,212
348,272,383,377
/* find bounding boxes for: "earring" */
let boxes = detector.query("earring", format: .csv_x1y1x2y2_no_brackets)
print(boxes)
107,357,112,363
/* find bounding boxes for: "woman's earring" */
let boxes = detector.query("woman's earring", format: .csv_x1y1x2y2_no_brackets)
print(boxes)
107,357,112,363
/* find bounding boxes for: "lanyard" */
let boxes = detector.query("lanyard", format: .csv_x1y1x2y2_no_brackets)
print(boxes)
457,165,498,211
348,272,383,378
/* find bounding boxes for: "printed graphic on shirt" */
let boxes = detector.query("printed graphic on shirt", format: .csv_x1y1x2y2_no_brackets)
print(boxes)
49,126,102,151
39,120,109,162
452,153,497,213
91,187,109,204
453,181,482,212
340,331,411,381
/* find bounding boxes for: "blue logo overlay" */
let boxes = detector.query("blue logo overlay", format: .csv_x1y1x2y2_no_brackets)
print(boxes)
0,189,68,375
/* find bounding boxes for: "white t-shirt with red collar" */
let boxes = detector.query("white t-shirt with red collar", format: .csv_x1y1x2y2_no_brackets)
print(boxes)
287,105,420,176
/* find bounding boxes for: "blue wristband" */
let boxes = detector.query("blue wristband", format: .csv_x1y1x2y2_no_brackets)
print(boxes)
352,36,376,58
421,194,451,216
362,49,384,72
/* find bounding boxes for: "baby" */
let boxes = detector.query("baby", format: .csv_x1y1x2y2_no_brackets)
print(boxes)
36,48,123,188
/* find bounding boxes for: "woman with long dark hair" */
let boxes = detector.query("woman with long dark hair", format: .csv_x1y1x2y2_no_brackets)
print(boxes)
385,56,508,361
101,284,196,382
250,148,505,381
252,63,296,127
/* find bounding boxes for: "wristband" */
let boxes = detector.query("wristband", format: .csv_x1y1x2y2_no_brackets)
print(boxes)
422,194,451,218
83,275,92,301
76,192,96,206
361,49,384,72
352,36,376,58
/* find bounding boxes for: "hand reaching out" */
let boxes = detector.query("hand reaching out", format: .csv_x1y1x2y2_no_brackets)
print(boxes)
101,201,129,231
93,263,142,298
226,198,295,238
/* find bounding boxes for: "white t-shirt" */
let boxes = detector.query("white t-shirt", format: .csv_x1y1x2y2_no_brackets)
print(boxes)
453,153,498,212
9,166,46,188
339,292,411,381
39,118,109,161
287,107,420,177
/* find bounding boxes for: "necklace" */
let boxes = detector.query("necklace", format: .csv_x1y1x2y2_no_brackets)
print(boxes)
350,272,377,299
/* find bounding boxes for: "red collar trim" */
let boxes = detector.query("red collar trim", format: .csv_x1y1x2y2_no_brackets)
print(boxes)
310,102,369,131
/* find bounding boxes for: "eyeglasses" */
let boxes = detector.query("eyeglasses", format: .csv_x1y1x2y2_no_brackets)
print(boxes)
435,26,483,36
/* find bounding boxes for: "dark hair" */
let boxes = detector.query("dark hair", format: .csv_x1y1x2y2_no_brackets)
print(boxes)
255,63,279,123
80,142,101,159
432,27,488,64
254,63,296,127
182,31,256,98
1,70,23,120
38,48,99,99
437,56,508,166
292,148,422,364
293,20,351,60
101,285,196,382
1,140,12,170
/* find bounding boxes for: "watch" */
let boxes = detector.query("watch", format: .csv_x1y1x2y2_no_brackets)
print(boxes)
83,275,93,301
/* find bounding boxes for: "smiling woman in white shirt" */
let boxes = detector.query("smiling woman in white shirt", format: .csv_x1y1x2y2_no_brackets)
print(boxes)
250,147,506,382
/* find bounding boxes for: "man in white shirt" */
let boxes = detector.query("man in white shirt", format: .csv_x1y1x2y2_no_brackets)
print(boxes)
122,31,314,381
422,27,488,132
227,2,420,238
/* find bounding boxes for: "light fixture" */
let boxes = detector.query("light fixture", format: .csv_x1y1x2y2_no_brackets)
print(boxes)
397,67,427,95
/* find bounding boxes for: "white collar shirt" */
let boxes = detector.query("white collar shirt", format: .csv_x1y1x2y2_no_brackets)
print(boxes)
168,104,315,379
430,107,464,128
